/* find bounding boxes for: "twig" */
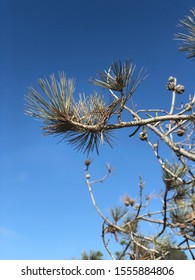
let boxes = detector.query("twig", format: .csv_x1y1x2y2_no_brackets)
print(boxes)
102,222,116,260
85,167,127,234
129,125,140,137
134,177,144,219
156,189,169,238
118,240,132,260
130,232,159,256
185,238,195,259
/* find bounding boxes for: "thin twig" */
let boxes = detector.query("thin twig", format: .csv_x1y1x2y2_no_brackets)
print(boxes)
156,189,169,238
185,238,195,259
102,222,116,260
85,168,127,234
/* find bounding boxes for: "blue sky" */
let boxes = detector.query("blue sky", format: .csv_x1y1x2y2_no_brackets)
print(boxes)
0,0,194,259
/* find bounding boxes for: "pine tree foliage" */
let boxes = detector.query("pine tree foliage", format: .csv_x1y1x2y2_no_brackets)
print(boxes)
25,8,195,259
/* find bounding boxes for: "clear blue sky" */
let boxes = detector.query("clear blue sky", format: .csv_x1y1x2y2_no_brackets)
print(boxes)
0,0,194,259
